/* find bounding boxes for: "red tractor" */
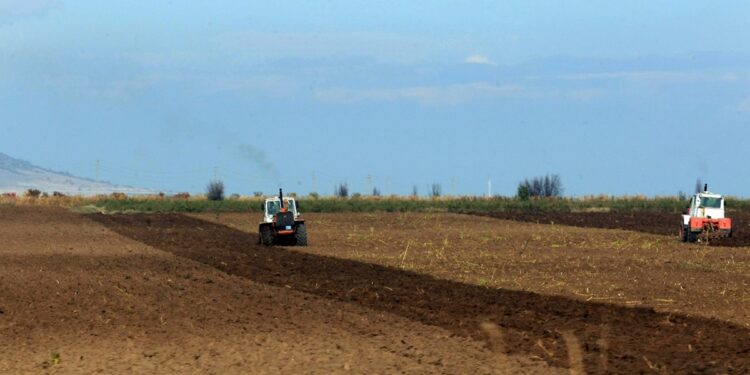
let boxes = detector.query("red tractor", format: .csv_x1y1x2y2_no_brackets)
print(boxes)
680,185,732,242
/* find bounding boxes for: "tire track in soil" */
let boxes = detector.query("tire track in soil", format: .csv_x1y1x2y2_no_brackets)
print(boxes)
89,213,750,374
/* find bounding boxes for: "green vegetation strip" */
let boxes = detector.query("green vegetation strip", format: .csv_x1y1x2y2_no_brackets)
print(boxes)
90,196,750,214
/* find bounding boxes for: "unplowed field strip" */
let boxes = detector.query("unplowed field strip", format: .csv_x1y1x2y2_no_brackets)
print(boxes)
476,210,750,247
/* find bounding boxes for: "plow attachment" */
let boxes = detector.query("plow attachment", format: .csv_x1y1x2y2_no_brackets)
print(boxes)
682,217,732,243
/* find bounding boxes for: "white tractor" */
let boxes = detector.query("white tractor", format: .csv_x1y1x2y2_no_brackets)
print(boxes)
258,189,307,246
680,184,732,242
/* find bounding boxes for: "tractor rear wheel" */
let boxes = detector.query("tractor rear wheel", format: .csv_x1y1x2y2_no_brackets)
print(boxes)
680,225,688,242
260,225,274,246
295,224,308,246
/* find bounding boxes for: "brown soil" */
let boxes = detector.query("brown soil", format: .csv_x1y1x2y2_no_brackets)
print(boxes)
3,207,750,374
476,210,750,247
108,211,750,373
0,206,558,374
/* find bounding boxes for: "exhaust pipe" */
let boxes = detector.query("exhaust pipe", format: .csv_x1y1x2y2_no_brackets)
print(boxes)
279,188,284,208
704,184,708,193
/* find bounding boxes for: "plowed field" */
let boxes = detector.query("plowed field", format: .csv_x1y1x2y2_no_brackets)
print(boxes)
2,206,750,374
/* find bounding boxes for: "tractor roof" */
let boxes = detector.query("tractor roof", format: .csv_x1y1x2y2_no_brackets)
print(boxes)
697,191,722,199
265,196,295,202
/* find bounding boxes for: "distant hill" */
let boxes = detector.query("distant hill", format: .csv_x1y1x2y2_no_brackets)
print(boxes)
0,152,153,196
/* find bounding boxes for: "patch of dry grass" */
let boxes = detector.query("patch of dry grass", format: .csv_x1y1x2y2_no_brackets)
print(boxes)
201,212,750,328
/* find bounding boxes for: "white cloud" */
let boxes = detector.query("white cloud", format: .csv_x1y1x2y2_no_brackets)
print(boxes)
464,54,496,66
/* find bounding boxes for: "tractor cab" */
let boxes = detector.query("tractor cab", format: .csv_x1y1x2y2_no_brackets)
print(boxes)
686,192,725,219
263,197,299,223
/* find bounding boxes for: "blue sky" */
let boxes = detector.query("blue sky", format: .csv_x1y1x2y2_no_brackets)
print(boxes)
1,1,749,196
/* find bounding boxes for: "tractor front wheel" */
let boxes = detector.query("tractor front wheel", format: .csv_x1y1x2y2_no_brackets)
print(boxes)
686,229,698,243
680,225,688,242
260,225,274,246
295,224,308,246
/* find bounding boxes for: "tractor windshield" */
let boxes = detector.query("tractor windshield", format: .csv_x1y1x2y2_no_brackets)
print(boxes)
266,201,280,215
700,197,722,208
284,199,296,214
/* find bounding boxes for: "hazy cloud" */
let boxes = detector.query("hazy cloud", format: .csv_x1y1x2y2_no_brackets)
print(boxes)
565,89,608,101
315,81,610,105
0,0,62,21
558,70,742,85
464,54,496,66
42,73,157,101
40,72,301,100
315,82,528,105
214,31,457,63
202,75,300,98
739,97,750,113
